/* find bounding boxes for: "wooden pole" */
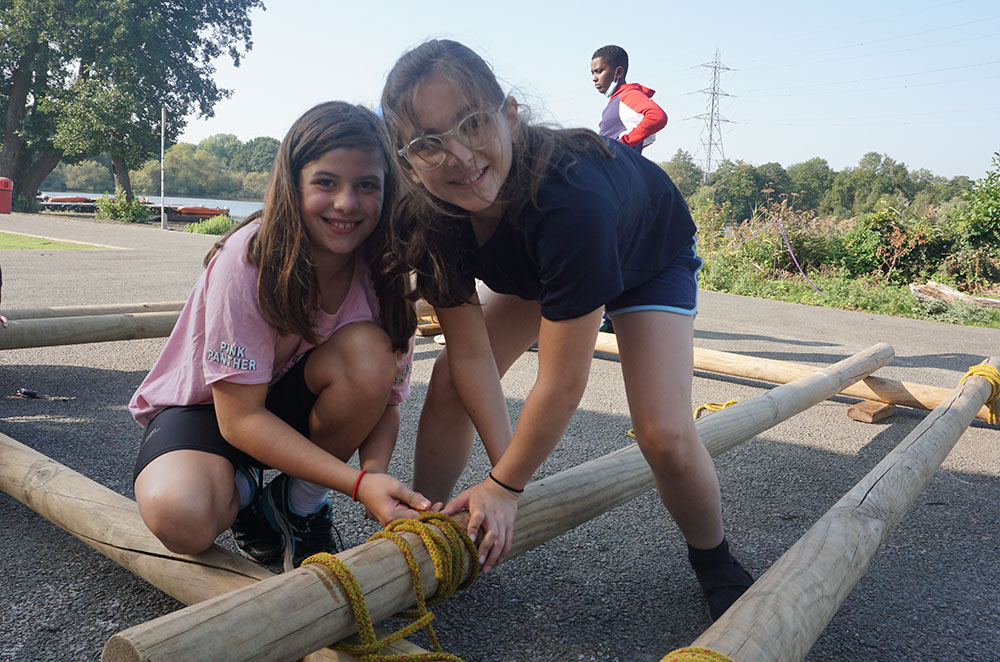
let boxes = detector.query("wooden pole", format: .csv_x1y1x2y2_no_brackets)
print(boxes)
0,311,178,350
0,301,185,320
686,357,999,661
0,433,426,661
102,343,895,662
596,332,995,423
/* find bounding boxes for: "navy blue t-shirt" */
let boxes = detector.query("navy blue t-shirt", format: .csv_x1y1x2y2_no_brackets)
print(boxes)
453,139,696,321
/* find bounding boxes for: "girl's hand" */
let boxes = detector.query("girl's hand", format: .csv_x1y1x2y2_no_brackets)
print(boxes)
357,472,432,525
444,478,518,573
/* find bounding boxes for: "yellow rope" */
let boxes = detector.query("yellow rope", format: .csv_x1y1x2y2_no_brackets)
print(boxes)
626,398,741,438
694,399,739,420
959,363,1000,425
660,646,733,662
301,511,479,662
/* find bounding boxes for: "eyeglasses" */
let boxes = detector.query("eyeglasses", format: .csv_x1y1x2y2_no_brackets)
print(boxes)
398,101,506,171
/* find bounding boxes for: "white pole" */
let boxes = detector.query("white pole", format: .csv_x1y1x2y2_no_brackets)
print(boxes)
160,105,166,230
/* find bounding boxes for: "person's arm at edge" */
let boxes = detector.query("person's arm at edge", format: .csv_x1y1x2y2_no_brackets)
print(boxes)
212,380,429,524
619,88,668,147
444,306,603,571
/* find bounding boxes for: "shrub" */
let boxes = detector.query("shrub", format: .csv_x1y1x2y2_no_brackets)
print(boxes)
951,152,1000,251
185,214,235,235
94,188,151,223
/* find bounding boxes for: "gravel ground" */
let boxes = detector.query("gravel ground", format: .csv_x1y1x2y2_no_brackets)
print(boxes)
2,212,998,661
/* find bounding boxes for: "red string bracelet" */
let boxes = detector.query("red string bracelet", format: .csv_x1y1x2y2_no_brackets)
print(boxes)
352,469,368,501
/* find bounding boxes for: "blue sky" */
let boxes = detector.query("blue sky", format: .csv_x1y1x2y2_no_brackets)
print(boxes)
177,0,1000,179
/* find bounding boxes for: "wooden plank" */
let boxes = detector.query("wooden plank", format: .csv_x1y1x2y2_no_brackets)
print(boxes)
595,332,995,423
689,357,999,661
0,311,179,350
0,301,185,320
102,344,895,662
847,399,896,423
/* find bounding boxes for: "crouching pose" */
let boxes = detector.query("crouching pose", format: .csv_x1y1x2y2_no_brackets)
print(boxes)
381,40,753,620
130,102,429,568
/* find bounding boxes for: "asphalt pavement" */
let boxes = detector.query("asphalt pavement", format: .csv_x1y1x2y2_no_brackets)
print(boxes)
1,212,998,661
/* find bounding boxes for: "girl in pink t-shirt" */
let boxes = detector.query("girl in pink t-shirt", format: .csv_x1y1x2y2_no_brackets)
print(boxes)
130,102,429,569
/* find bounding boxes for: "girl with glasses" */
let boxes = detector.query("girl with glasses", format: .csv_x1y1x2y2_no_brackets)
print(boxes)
381,39,753,622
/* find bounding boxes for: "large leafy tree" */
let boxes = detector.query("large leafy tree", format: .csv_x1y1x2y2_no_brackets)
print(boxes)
659,149,705,199
0,0,264,207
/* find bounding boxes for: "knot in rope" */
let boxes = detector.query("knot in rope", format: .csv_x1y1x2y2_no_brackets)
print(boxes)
660,646,733,662
960,363,1000,425
301,511,479,662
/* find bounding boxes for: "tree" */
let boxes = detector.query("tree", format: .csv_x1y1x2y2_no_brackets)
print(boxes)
199,134,243,168
659,149,705,199
0,0,264,207
821,152,915,217
231,136,280,173
786,157,834,211
707,160,768,223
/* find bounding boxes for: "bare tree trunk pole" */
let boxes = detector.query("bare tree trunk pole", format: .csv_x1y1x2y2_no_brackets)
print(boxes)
0,311,178,350
102,343,895,662
0,432,424,661
596,332,994,423
687,357,999,662
0,301,185,320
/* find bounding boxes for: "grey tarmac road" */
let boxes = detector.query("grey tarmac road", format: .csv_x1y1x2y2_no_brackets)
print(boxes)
1,212,998,661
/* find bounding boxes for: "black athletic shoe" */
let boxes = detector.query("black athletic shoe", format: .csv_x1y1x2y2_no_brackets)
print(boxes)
263,473,342,571
692,555,755,622
230,466,282,563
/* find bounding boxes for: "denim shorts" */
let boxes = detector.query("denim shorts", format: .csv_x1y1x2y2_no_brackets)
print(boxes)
605,238,703,318
132,350,317,482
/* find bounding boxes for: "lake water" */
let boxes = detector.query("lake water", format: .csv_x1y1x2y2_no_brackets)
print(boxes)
43,191,264,220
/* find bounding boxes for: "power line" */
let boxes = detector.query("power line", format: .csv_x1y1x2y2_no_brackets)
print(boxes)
690,50,733,182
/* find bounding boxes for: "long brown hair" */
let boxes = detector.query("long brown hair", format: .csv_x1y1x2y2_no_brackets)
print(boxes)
380,39,611,307
204,101,415,351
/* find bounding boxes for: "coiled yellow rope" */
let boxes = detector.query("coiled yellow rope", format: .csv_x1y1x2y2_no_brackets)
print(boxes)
302,511,479,662
660,646,733,662
627,399,741,438
959,363,1000,425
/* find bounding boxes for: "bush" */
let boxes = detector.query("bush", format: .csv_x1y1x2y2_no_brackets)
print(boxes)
951,152,1000,251
185,214,235,235
94,188,150,223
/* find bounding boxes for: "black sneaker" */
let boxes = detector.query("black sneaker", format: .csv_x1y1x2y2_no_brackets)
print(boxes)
263,473,342,571
692,555,754,622
230,466,282,563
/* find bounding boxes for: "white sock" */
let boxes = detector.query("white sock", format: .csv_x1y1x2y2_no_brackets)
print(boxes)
288,477,330,515
234,468,254,508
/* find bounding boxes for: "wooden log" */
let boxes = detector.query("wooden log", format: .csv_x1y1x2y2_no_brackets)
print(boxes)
688,357,999,661
0,311,179,350
595,332,995,423
0,301,185,320
847,399,896,423
102,343,895,662
0,433,426,661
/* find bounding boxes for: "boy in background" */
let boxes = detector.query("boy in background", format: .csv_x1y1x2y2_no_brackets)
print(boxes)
591,45,667,153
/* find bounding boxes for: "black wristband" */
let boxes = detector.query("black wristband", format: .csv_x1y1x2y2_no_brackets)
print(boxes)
488,471,524,494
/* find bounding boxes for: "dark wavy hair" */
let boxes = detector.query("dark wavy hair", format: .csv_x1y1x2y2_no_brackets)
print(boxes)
204,101,415,351
380,39,611,307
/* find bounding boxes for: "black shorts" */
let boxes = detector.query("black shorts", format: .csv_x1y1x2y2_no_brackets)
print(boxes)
132,350,318,483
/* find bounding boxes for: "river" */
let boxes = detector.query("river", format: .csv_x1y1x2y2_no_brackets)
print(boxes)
43,191,264,220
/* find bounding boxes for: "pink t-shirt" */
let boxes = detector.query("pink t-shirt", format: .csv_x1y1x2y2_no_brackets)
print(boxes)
129,221,412,427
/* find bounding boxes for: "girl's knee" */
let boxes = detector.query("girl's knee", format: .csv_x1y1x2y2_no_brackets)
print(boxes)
137,488,229,554
634,421,702,472
312,322,397,396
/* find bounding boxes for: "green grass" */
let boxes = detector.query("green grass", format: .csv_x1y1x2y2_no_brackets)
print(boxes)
699,260,1000,329
0,231,100,250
